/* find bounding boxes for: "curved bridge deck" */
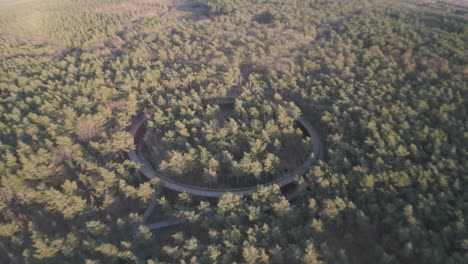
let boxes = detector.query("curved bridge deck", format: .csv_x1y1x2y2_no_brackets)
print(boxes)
128,104,324,198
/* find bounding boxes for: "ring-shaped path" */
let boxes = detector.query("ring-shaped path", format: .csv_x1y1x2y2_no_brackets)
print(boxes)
128,99,324,197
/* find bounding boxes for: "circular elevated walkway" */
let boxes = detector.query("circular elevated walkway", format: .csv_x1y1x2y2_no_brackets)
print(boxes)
128,102,324,197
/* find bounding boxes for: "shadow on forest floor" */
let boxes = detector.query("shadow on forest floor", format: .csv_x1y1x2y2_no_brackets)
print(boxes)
173,0,211,22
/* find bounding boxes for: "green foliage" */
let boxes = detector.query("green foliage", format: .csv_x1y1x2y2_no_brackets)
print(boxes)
0,0,467,263
144,88,311,187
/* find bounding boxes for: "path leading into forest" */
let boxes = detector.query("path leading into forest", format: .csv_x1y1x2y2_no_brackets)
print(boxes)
129,99,325,229
141,181,307,231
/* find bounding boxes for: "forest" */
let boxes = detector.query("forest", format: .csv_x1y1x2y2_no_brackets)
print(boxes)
142,88,312,188
0,0,467,263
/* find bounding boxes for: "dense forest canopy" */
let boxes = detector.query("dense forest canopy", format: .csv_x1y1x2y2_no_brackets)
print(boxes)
142,88,312,188
0,0,467,263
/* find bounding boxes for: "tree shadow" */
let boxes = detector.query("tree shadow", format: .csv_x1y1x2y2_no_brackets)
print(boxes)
173,0,211,22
